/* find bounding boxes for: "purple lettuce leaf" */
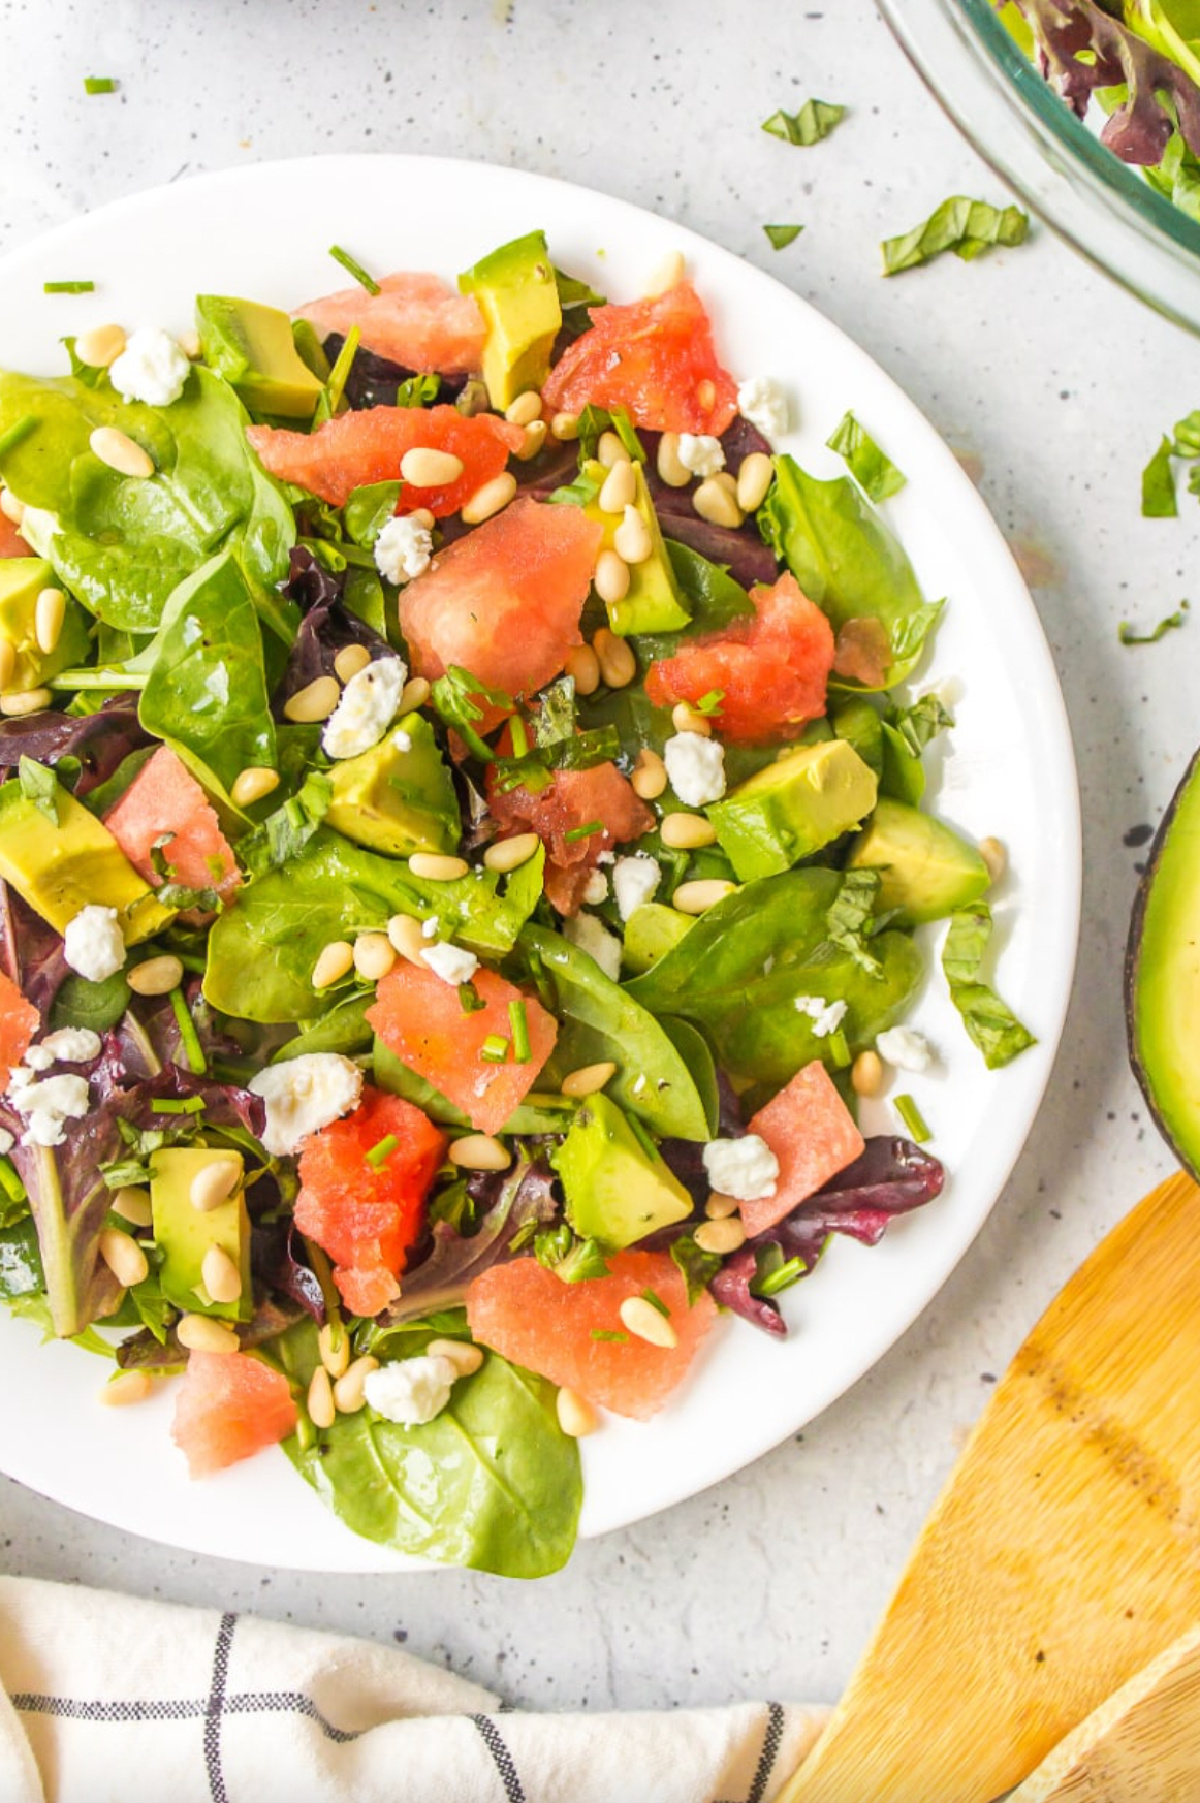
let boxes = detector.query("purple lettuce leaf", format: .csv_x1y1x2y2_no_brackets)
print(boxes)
274,548,393,712
111,1062,266,1138
0,890,68,1025
319,333,465,410
97,980,240,1085
710,1249,789,1338
116,1294,305,1372
659,1073,746,1209
251,1218,326,1324
0,696,150,799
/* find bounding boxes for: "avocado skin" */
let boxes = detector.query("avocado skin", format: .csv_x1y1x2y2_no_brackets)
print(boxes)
847,795,990,925
1127,741,1200,1181
551,1091,692,1249
458,230,562,411
150,1146,252,1323
196,295,324,420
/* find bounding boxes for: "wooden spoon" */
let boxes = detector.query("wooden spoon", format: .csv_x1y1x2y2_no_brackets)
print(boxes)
777,1171,1200,1803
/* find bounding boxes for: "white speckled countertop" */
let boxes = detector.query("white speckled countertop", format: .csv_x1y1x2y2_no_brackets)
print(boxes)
0,0,1193,1717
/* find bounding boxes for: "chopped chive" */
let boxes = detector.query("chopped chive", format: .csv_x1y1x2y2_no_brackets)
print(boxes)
325,324,360,415
562,819,604,844
168,985,207,1075
0,1157,26,1204
0,415,36,459
626,1111,659,1163
754,1254,809,1298
591,1328,628,1343
1118,602,1189,645
49,668,149,692
510,714,529,759
826,1028,852,1070
43,280,95,295
695,689,725,716
328,244,381,295
763,223,803,250
480,1034,510,1065
365,1133,399,1168
641,1287,671,1320
150,1095,205,1115
84,76,117,94
894,1093,931,1143
509,999,531,1063
458,981,486,1014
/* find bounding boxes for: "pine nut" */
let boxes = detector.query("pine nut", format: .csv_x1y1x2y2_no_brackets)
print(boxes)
307,1366,336,1429
312,939,354,989
697,378,717,412
598,460,637,515
449,1134,511,1171
550,411,579,441
660,811,717,850
189,1156,242,1213
505,390,543,426
561,1061,617,1098
409,852,469,882
89,425,154,479
400,446,465,487
334,643,372,683
318,1322,350,1378
645,249,686,296
593,627,636,689
736,451,773,513
705,1191,740,1220
112,1185,153,1228
201,1243,243,1305
656,432,692,488
619,1294,678,1349
515,420,548,462
409,507,436,530
484,832,540,873
99,1227,149,1290
614,505,653,565
334,1354,379,1414
386,913,426,961
75,323,127,368
34,588,66,656
283,675,340,723
851,1049,883,1098
0,644,14,691
461,471,517,524
352,932,396,981
672,879,737,915
631,747,668,801
670,701,712,737
0,689,51,718
178,1313,240,1355
230,765,280,808
101,1369,154,1406
693,476,743,529
0,489,23,526
400,676,431,713
178,329,202,360
558,644,597,698
557,1386,599,1437
695,1215,747,1255
427,1337,485,1377
597,430,631,468
594,549,631,607
127,954,184,997
980,836,1007,882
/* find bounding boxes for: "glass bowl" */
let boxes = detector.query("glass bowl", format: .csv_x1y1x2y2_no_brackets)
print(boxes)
878,0,1200,333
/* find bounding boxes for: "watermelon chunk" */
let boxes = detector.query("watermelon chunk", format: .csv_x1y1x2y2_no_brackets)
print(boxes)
246,404,523,514
0,516,28,559
292,1087,446,1318
103,746,241,902
742,1061,866,1238
366,961,556,1136
399,496,603,696
0,968,39,1088
171,1351,298,1478
467,1249,718,1420
297,272,487,374
488,760,655,916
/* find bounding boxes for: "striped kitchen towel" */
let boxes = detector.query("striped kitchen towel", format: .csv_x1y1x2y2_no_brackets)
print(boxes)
0,1576,828,1802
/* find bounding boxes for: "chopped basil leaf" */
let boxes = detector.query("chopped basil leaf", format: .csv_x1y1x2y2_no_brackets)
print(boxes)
536,1225,611,1283
893,1093,931,1142
761,99,846,146
825,868,886,977
576,403,645,465
18,757,59,823
763,223,804,250
670,1235,722,1306
1118,603,1190,645
886,693,953,759
554,268,605,312
881,197,1029,276
826,411,907,502
546,464,604,509
328,244,381,295
43,281,95,295
1142,436,1178,518
239,771,332,880
430,665,514,762
942,903,1036,1070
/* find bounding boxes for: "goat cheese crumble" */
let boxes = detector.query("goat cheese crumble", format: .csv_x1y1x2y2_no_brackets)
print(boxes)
374,514,434,586
736,375,790,443
24,1028,102,1071
9,1072,90,1149
421,941,480,987
664,732,726,807
365,1355,458,1426
249,1053,363,1156
321,656,407,760
612,853,661,921
876,1027,933,1073
676,433,725,477
109,327,191,408
63,906,126,983
702,1134,780,1202
794,995,848,1038
582,868,609,906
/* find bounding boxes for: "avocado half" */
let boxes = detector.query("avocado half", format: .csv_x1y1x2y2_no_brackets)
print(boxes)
1127,742,1200,1178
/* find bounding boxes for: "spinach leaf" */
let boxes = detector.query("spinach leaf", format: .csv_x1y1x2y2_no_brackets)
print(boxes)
762,99,846,145
518,925,713,1141
343,481,402,549
881,196,1029,275
626,869,923,1091
274,994,375,1062
759,455,942,685
50,968,131,1035
138,553,276,796
941,903,1036,1070
281,1322,581,1578
826,411,906,502
879,693,953,803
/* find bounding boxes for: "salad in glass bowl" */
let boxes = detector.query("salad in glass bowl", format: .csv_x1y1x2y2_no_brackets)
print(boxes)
0,228,1030,1576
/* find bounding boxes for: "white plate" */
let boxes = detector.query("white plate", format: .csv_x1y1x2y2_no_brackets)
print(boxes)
0,155,1080,1571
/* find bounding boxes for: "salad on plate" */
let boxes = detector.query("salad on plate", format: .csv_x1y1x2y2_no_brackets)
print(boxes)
0,227,1032,1576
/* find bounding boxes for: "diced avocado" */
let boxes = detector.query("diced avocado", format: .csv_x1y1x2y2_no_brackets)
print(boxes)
551,1091,692,1249
707,740,879,883
0,778,174,940
458,230,562,410
847,795,990,924
0,559,90,692
150,1146,251,1323
196,294,325,420
622,901,695,975
324,714,460,858
583,458,691,636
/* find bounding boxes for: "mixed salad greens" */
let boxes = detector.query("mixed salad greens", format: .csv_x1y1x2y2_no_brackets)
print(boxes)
0,229,1033,1576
